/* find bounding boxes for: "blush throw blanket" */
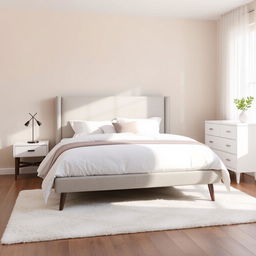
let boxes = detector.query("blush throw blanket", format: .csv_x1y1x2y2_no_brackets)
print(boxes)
37,133,230,202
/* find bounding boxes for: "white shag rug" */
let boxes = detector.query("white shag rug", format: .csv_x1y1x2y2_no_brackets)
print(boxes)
2,184,256,244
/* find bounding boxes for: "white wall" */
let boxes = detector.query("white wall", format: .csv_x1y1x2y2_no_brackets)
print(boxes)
0,9,217,168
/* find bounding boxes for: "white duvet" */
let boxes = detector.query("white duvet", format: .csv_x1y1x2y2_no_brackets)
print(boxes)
37,133,230,202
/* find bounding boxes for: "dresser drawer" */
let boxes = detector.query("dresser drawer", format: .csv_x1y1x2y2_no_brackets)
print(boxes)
205,135,221,149
206,135,236,154
220,125,237,139
213,150,237,170
219,137,237,154
14,145,48,157
205,123,221,136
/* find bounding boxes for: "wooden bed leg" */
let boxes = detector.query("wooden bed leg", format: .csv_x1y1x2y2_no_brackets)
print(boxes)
59,193,67,211
208,184,215,201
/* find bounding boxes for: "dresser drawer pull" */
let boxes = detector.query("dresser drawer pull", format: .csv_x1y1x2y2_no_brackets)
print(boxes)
27,149,35,152
209,128,214,131
226,130,231,133
225,144,231,147
209,140,214,143
225,158,231,162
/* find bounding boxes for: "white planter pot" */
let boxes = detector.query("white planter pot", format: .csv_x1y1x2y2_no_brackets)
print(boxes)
239,111,247,123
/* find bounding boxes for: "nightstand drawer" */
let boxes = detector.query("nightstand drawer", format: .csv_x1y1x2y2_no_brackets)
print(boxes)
205,123,221,136
220,125,237,139
213,149,237,170
13,145,48,157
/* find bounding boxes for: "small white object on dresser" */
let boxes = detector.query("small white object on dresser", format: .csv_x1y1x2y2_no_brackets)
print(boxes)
205,120,256,184
13,141,49,180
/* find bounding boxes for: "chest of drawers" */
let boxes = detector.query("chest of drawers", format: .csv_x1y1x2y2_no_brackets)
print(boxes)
205,121,256,183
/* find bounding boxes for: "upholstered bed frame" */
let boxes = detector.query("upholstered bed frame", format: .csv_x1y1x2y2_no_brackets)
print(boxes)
54,96,220,210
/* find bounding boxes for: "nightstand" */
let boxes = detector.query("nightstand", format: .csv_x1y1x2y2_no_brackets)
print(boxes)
13,141,49,180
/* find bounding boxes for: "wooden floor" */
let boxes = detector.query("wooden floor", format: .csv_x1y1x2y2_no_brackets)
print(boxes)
0,173,256,256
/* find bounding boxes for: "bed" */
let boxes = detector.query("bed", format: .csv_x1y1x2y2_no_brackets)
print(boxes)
37,96,230,210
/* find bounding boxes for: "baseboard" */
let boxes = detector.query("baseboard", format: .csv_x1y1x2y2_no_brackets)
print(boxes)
0,166,38,175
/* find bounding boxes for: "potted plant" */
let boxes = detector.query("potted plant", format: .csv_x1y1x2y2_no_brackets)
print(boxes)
234,96,254,123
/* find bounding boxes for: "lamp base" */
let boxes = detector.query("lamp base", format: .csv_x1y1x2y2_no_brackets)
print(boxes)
27,140,39,144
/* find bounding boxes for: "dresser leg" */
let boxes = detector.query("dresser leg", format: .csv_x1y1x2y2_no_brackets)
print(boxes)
15,157,20,180
236,173,240,184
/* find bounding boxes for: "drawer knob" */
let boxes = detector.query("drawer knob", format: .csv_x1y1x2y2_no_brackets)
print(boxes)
209,141,214,143
209,128,214,131
225,158,231,162
27,149,35,152
226,144,231,147
226,130,231,133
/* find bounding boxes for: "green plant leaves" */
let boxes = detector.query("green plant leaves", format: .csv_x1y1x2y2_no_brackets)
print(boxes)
234,96,254,111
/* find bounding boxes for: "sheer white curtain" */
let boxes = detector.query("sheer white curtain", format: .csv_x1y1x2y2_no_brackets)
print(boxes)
218,5,256,121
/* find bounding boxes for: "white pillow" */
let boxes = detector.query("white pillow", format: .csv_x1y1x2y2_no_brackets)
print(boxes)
69,120,116,136
113,117,161,135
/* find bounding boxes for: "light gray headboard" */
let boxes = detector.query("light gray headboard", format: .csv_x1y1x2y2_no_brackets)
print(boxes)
56,96,170,143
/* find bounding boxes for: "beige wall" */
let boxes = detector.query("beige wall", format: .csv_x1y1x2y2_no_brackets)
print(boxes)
0,9,217,168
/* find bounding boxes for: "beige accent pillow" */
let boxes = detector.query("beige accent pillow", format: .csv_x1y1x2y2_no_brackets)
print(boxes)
113,117,161,135
112,121,139,133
